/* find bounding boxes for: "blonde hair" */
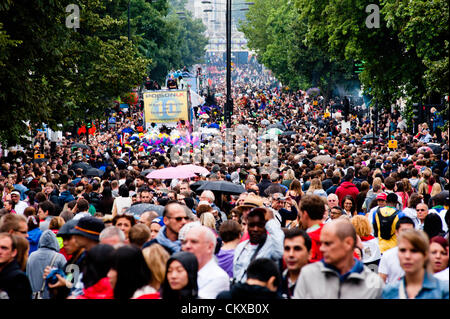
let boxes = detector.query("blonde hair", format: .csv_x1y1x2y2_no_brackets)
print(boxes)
422,168,432,179
49,216,65,230
418,182,429,196
200,212,216,231
398,229,430,269
372,177,383,188
430,183,442,198
308,178,323,192
142,244,170,290
351,215,373,237
284,169,296,181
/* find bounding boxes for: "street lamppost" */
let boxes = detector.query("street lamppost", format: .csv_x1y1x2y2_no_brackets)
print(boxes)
203,1,253,128
225,0,232,128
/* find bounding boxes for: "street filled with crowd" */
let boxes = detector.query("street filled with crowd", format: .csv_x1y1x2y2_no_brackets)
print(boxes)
0,63,448,301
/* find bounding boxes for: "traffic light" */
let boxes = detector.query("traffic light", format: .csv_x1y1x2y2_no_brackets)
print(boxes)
412,103,422,122
355,60,365,74
86,122,92,129
371,106,378,122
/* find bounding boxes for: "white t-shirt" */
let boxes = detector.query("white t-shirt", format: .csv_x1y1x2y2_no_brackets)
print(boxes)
402,208,420,228
361,238,381,264
113,197,133,215
434,267,449,282
378,246,404,284
197,258,230,299
73,211,90,221
13,201,29,215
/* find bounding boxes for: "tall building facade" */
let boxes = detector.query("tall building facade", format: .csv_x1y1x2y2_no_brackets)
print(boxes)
185,0,248,53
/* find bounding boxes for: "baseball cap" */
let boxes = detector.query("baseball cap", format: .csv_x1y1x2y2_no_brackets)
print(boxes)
151,217,165,227
57,219,78,237
69,216,105,242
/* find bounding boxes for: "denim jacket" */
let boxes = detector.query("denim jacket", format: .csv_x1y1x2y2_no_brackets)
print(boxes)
382,272,449,299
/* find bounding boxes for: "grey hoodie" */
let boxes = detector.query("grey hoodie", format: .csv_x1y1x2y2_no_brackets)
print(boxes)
26,230,67,299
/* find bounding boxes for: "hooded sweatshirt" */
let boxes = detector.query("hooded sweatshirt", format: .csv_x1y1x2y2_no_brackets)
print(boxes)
335,181,359,205
26,230,67,299
216,282,282,299
58,190,75,207
27,227,43,255
161,251,199,300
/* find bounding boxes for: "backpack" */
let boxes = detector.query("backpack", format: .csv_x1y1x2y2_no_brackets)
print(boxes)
374,207,400,240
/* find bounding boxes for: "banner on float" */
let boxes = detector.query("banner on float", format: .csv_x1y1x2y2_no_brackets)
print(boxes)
143,90,190,128
185,77,198,94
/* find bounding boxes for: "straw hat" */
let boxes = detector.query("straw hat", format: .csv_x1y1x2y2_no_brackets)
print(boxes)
235,194,264,212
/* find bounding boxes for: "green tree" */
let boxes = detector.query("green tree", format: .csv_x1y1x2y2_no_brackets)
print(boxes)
240,0,355,99
0,0,148,146
295,0,448,118
128,0,207,83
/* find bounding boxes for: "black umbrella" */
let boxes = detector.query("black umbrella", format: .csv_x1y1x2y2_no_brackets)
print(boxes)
427,143,442,154
197,181,245,195
70,162,92,173
125,203,165,216
190,180,208,193
267,123,285,131
71,143,90,149
86,167,104,177
281,130,296,136
361,133,379,140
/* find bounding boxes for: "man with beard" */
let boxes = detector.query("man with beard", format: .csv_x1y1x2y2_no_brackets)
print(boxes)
232,207,284,284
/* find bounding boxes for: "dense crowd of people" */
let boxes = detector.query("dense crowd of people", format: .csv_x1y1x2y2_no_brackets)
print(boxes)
0,61,448,300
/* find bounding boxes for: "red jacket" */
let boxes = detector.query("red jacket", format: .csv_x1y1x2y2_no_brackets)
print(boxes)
77,277,114,299
307,223,325,263
335,181,359,206
308,223,362,262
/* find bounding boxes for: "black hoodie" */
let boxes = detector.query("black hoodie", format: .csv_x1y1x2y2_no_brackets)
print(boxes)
0,260,32,300
216,282,282,300
161,251,199,300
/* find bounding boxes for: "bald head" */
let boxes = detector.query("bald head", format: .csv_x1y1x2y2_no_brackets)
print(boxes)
183,225,217,269
200,190,215,203
323,219,357,249
140,211,159,227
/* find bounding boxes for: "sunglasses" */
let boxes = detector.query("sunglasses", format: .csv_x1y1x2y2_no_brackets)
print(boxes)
167,216,189,222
